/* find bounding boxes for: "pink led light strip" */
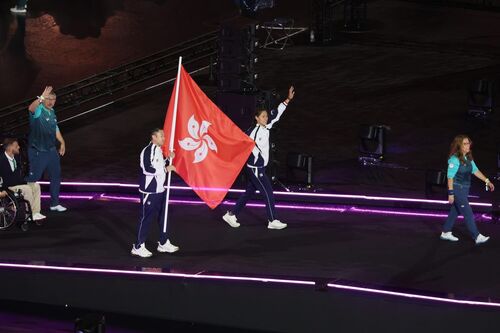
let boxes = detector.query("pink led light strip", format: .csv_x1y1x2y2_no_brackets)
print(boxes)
99,194,477,219
327,283,500,307
36,181,492,207
0,262,497,307
0,262,313,286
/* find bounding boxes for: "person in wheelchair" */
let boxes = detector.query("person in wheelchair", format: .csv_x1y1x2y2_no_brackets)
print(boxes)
0,138,45,221
0,177,36,231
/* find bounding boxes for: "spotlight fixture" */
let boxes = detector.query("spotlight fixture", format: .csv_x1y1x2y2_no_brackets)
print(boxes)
467,79,494,119
425,169,447,199
74,313,105,333
286,152,314,187
358,125,387,165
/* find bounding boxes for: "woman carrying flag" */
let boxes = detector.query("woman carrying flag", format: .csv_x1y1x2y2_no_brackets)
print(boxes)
223,86,295,230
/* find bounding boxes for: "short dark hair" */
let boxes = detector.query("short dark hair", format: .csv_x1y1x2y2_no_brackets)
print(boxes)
254,109,268,117
1,138,18,150
150,128,162,137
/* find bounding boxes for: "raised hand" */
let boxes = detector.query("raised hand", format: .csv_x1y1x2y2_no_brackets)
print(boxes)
288,86,295,100
41,86,53,99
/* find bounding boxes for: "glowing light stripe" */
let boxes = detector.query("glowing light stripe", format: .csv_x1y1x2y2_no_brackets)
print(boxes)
36,181,492,207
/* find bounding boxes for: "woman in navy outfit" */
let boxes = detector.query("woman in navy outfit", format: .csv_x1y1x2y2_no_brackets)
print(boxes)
223,86,295,230
440,135,494,244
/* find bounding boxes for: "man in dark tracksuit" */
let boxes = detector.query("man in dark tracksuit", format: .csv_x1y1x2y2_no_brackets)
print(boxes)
131,129,179,258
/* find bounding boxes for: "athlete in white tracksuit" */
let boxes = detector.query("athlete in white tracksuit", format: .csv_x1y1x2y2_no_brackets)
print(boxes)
223,86,295,230
131,129,179,258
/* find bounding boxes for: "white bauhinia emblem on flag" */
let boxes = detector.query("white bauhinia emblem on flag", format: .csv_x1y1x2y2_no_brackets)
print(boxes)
178,115,218,163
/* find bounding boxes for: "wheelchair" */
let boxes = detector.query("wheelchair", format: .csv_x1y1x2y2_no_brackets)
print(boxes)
0,188,37,232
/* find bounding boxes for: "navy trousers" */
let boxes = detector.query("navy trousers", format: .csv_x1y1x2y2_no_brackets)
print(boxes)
26,147,61,207
135,191,168,247
232,166,277,222
443,184,480,239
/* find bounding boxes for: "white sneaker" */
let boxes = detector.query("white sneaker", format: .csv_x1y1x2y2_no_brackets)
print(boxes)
475,234,490,245
268,220,287,230
222,212,240,228
32,213,46,221
157,239,179,253
50,205,67,212
440,232,459,242
131,243,152,258
10,6,27,14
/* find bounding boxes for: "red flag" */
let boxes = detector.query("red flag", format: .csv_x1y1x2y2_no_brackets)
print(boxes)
163,65,255,208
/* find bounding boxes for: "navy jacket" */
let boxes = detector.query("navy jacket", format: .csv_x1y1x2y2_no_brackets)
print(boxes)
0,152,25,188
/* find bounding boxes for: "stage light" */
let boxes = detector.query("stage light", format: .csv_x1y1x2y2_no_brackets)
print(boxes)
358,124,387,165
74,313,105,333
425,169,447,198
467,79,494,119
286,152,314,187
216,24,258,93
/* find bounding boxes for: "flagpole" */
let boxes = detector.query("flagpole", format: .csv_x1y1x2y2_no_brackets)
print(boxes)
163,56,182,233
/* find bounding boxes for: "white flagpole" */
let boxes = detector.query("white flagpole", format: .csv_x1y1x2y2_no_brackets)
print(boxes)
163,56,182,233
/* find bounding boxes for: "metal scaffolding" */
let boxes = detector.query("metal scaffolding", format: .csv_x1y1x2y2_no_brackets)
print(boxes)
0,31,218,134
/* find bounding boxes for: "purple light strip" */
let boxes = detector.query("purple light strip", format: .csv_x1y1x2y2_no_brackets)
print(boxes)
99,193,139,202
37,181,492,207
99,194,468,219
38,181,139,188
327,283,500,308
41,194,94,200
0,262,314,286
99,194,347,212
0,262,497,307
349,206,461,219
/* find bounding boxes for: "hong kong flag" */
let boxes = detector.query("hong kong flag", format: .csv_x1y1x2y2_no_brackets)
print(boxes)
163,64,255,208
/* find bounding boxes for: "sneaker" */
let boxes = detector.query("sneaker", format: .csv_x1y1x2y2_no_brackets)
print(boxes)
32,213,46,221
50,205,67,212
131,243,152,258
268,219,287,230
222,212,240,228
157,239,179,253
440,231,459,242
475,234,490,245
10,6,27,14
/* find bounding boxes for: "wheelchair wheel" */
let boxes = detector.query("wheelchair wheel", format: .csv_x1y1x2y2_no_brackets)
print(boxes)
0,193,17,230
20,221,29,232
